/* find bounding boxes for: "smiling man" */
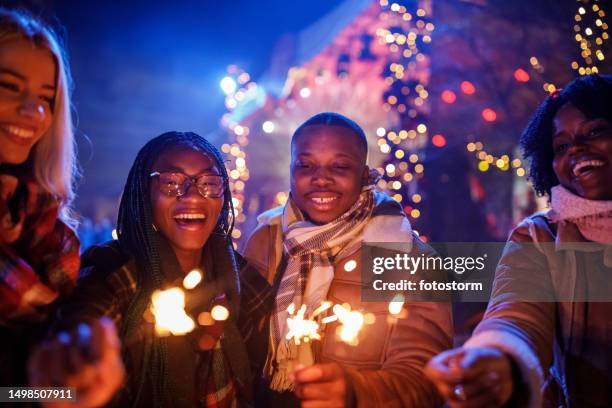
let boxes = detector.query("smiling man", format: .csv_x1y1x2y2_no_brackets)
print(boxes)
240,112,452,407
289,117,368,225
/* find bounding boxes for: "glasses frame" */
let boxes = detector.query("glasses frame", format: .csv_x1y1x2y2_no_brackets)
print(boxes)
149,171,225,198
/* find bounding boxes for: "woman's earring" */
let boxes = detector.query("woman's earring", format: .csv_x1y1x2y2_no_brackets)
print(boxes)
152,223,158,232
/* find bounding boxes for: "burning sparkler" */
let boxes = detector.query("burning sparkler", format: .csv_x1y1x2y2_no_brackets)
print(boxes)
284,300,369,351
150,288,195,336
148,268,230,337
284,301,333,367
332,304,365,345
285,301,332,345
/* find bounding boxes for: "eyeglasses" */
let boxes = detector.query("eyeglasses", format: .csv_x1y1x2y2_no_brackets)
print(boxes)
150,171,224,198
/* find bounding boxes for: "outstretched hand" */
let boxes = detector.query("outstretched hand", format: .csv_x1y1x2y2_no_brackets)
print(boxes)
28,317,125,408
425,346,513,408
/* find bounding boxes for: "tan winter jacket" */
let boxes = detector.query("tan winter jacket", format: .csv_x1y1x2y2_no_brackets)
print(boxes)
240,202,453,407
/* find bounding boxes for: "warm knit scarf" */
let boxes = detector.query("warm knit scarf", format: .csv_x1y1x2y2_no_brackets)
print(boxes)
550,185,612,244
267,188,375,391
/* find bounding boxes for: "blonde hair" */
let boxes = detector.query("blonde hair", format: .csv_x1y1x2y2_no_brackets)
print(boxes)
0,9,78,226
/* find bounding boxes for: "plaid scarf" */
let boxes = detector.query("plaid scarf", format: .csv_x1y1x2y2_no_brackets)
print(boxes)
0,172,79,325
267,188,375,391
204,340,238,408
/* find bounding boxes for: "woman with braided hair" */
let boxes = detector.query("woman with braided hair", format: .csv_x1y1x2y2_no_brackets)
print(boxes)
57,131,251,407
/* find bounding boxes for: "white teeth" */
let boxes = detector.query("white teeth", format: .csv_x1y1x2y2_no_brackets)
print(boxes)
173,213,206,220
573,160,604,176
2,124,35,139
311,197,338,204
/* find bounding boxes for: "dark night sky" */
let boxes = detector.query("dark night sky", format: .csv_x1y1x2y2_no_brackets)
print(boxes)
2,0,341,215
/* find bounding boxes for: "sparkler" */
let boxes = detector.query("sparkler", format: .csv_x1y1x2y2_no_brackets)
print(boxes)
284,301,332,367
284,300,368,352
148,268,230,337
285,302,332,345
282,295,408,366
332,304,365,346
150,288,195,336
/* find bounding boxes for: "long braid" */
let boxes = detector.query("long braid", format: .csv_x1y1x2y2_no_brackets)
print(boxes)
116,131,235,407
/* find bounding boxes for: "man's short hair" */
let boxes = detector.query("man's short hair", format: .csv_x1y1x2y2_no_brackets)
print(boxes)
291,112,368,158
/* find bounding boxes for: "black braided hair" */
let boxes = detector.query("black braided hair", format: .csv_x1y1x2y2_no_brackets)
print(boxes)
520,74,612,197
116,131,235,406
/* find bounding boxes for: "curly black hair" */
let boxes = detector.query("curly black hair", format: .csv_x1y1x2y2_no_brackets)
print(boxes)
520,74,612,197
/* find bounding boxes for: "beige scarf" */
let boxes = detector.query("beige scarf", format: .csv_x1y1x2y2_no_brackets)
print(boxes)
267,188,375,391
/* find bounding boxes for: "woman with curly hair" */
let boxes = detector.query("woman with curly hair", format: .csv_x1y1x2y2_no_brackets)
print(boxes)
426,74,612,408
56,131,251,407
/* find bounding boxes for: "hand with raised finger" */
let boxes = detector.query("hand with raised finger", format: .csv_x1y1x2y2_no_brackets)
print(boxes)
292,362,354,408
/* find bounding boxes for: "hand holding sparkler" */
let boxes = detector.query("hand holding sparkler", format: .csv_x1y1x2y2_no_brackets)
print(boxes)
28,317,125,408
146,268,230,350
425,347,514,408
292,362,355,408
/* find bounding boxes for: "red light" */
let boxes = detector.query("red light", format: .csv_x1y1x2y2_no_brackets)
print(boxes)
432,134,446,147
403,205,412,214
441,90,456,104
482,108,497,122
460,81,476,95
514,68,530,82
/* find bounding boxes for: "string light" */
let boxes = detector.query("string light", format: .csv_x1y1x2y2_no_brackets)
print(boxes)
460,81,476,95
373,1,433,225
220,65,260,242
441,90,457,103
466,142,525,176
481,108,497,122
572,0,607,75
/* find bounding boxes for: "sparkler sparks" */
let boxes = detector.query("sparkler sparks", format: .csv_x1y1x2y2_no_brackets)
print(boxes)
150,288,195,336
286,303,325,345
285,301,373,348
182,269,203,290
332,304,365,345
211,304,230,321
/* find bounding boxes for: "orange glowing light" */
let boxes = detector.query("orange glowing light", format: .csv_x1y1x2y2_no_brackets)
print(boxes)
513,68,530,82
432,134,446,147
460,81,476,95
482,108,497,122
441,90,456,104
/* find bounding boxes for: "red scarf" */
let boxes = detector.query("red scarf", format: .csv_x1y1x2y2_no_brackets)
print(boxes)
0,173,79,325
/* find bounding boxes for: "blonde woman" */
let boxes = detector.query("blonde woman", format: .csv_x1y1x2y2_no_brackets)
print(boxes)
0,8,122,406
